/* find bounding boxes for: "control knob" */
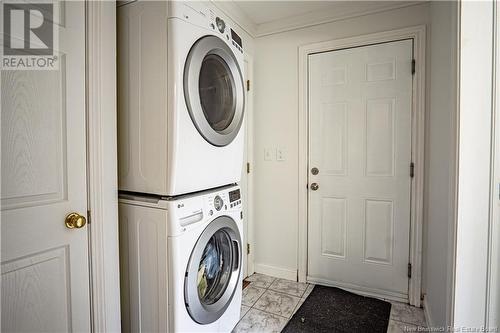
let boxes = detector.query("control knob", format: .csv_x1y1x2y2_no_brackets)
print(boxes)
214,195,223,211
215,17,225,33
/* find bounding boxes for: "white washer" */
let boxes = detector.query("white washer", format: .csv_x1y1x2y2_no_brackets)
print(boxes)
119,185,243,332
118,1,246,196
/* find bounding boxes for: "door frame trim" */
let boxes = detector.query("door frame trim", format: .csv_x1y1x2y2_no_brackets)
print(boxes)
297,25,426,307
86,2,121,331
243,54,255,278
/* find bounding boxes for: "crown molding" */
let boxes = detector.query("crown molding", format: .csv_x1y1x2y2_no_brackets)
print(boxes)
255,1,426,37
213,1,426,39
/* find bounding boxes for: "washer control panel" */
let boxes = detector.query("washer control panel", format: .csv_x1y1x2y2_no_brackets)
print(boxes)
206,187,242,216
169,186,242,234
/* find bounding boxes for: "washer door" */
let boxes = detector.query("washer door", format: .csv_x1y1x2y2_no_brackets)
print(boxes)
184,35,245,147
184,216,241,324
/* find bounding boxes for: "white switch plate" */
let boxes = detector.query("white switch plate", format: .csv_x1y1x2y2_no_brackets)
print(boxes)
276,148,286,161
264,148,274,161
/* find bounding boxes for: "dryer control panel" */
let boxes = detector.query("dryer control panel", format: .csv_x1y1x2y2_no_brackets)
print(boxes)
170,1,244,55
208,11,244,54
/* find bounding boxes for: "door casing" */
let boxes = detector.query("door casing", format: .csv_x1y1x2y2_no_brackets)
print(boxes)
86,2,122,331
297,25,426,307
242,54,255,278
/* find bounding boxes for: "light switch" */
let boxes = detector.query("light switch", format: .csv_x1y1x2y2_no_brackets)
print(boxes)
264,148,274,161
277,147,286,161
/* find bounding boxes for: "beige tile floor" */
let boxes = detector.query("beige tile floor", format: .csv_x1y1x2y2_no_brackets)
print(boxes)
233,273,427,333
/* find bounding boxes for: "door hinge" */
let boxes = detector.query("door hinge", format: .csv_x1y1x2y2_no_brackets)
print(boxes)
246,162,250,174
247,243,250,255
411,59,416,75
87,210,91,224
410,162,415,178
246,79,250,91
408,263,412,279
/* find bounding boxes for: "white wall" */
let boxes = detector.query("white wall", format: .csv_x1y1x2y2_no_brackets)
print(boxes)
490,5,500,324
253,2,430,278
454,1,494,328
253,1,457,327
423,1,457,328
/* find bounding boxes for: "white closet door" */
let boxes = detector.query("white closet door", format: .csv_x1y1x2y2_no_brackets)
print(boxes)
1,2,90,331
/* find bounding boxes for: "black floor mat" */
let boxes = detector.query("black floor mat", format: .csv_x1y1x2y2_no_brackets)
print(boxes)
282,285,391,333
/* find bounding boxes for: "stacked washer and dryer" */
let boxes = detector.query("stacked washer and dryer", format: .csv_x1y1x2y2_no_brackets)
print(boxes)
117,1,246,332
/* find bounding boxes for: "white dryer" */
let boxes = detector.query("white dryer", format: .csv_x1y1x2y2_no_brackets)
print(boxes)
119,185,243,332
118,1,246,196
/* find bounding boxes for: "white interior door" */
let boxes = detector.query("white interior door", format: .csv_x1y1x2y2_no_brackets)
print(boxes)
307,40,413,300
1,2,90,331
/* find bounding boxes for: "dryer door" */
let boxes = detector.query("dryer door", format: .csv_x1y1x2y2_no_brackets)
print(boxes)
184,216,241,324
184,35,245,147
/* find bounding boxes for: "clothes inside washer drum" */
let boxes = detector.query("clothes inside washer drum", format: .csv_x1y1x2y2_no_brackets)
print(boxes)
196,231,233,304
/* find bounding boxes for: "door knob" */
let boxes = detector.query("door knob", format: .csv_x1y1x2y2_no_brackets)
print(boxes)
311,167,319,175
310,183,319,191
65,212,87,229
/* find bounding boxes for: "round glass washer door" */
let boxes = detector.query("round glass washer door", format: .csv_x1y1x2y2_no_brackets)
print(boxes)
184,216,242,324
184,35,245,147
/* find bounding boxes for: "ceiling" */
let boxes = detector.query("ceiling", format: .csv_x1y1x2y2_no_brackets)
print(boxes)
233,1,338,25
214,1,425,37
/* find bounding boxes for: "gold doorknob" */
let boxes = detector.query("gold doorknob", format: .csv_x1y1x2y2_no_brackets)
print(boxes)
65,212,87,229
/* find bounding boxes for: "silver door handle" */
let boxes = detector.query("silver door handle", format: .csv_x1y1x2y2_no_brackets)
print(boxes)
310,183,319,191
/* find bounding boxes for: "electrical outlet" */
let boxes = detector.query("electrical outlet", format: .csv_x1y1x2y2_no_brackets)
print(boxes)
277,148,286,161
264,148,274,161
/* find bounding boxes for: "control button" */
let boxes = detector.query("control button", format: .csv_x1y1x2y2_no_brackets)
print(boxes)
214,195,223,211
210,23,215,29
225,205,227,210
209,210,213,216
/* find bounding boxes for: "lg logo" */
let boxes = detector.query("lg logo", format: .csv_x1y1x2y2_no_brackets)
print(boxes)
3,3,54,56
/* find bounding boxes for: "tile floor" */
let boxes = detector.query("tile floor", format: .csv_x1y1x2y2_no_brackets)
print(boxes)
233,273,427,333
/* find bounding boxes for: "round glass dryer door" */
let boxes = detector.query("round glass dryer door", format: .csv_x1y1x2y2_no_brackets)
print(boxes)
184,216,242,324
184,35,245,147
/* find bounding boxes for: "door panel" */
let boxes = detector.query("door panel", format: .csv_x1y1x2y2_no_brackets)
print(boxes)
1,2,90,331
307,40,413,299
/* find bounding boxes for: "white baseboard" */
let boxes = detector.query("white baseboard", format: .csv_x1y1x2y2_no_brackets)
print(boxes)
423,296,433,327
254,263,297,281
